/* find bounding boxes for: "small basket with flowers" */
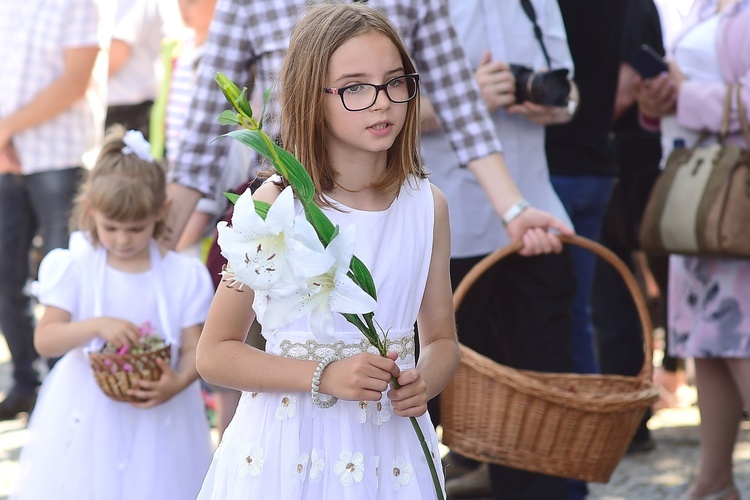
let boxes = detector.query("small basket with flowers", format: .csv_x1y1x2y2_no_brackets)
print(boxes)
88,321,171,402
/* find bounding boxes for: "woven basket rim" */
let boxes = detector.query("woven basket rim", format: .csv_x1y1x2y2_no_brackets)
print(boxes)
452,234,655,382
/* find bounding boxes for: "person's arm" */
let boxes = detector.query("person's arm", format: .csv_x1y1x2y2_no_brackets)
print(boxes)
0,46,99,149
413,0,571,255
108,39,132,76
35,306,142,358
388,186,458,418
195,183,399,400
175,210,214,252
165,0,255,249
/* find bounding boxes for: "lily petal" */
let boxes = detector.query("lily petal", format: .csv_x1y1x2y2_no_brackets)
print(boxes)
261,287,324,330
309,302,337,342
329,272,377,314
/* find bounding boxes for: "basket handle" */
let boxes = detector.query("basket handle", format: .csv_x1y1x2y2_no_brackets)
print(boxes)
452,234,655,384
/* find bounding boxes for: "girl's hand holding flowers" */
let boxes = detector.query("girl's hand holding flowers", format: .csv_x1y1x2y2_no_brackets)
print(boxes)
94,317,142,349
318,352,400,402
385,352,429,418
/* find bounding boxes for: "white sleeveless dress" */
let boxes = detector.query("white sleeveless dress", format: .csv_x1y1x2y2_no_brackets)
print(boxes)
198,177,446,499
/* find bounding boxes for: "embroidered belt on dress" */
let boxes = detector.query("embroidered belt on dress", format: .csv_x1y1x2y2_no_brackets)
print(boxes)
277,336,415,362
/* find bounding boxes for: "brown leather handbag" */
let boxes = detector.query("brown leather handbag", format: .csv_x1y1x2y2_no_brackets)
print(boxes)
639,84,750,258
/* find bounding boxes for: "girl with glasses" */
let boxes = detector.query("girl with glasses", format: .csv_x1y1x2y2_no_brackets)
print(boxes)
196,2,458,498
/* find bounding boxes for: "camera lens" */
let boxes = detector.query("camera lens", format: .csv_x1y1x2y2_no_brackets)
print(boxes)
509,65,570,107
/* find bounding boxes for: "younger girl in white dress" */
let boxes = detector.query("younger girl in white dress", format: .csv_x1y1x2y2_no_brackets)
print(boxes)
12,126,215,500
196,3,459,498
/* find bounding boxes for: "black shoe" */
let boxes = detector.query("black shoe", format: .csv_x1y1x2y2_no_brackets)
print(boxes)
0,390,37,420
442,452,481,481
626,437,656,454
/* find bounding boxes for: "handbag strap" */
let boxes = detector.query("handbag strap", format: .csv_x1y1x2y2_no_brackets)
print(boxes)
519,0,553,69
719,84,733,141
736,84,750,146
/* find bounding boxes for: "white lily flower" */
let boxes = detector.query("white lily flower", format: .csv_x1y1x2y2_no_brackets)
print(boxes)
261,224,377,340
217,186,334,296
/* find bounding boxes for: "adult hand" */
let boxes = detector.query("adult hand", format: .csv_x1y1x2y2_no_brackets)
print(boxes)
505,207,574,256
634,72,677,118
129,357,183,408
320,352,400,402
506,100,570,125
474,50,516,113
0,143,21,174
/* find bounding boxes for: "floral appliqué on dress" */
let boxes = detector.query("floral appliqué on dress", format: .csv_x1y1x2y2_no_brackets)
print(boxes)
392,456,414,491
291,452,309,481
309,448,325,481
334,450,365,486
275,394,297,420
239,445,265,477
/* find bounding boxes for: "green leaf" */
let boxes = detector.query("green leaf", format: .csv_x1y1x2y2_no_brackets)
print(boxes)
254,200,271,220
224,192,240,204
218,110,242,126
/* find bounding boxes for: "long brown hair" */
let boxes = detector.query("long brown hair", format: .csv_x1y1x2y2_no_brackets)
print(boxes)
279,2,426,205
71,125,168,245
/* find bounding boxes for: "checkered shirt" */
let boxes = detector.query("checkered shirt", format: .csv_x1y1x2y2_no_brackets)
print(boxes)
169,0,501,197
0,0,109,173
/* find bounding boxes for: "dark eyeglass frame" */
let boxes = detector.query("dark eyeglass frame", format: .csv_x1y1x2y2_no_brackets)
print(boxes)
323,73,420,111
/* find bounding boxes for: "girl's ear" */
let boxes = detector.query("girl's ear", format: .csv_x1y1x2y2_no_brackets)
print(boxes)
84,199,95,217
157,199,173,221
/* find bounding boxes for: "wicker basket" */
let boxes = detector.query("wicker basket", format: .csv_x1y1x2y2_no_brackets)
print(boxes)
440,234,660,483
89,344,171,403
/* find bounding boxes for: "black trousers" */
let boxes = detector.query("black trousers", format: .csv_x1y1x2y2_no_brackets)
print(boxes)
432,250,576,499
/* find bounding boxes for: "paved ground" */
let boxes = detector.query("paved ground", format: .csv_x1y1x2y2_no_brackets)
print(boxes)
1,337,749,499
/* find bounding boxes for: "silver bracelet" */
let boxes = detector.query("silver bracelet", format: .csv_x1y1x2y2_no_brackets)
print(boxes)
502,198,530,226
311,355,339,409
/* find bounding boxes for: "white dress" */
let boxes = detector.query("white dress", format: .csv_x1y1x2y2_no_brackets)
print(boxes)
12,232,215,500
198,177,446,499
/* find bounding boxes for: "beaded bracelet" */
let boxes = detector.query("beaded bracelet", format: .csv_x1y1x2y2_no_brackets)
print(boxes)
311,355,339,409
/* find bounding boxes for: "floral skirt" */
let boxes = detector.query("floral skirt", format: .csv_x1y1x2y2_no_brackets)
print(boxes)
668,255,750,358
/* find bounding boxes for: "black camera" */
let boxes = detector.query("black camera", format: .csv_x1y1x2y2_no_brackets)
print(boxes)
509,65,571,107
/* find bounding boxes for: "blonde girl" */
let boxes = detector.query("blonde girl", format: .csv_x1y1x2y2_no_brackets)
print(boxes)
12,126,214,500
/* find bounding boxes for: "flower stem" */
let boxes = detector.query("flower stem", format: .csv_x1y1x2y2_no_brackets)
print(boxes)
391,375,444,499
409,416,444,500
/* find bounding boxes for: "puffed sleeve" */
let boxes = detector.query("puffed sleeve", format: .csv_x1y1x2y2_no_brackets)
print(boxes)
36,249,81,316
177,255,215,330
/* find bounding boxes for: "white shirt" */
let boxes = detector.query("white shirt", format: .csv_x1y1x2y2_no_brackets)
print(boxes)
108,0,164,106
421,0,574,257
660,13,723,163
0,0,110,173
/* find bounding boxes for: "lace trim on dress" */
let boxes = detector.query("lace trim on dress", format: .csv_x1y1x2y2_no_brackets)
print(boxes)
278,337,415,362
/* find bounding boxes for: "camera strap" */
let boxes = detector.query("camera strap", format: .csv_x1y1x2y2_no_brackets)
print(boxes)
519,0,552,69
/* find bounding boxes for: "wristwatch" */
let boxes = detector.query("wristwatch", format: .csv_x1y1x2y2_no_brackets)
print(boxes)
566,97,579,118
502,199,530,226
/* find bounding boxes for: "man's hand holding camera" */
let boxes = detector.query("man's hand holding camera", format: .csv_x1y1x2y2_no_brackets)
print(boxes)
475,51,576,125
475,50,517,113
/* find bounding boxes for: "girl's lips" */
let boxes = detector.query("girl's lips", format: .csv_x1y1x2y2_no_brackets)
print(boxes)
367,122,393,137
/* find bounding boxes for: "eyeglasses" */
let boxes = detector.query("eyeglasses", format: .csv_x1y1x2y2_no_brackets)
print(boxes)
324,74,420,111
